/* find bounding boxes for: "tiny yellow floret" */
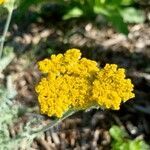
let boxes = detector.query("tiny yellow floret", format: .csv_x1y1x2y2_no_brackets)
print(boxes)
0,0,5,4
36,49,134,118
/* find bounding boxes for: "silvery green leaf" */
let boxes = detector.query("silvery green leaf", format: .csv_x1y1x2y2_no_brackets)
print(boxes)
6,76,17,99
0,47,15,73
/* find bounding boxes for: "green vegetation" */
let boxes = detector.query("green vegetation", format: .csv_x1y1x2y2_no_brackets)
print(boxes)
17,0,145,34
109,125,149,150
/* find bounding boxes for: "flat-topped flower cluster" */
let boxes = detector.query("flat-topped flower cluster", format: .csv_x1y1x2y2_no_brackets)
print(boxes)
36,49,134,118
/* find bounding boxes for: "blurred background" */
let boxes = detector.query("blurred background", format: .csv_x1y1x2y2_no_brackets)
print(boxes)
0,0,150,149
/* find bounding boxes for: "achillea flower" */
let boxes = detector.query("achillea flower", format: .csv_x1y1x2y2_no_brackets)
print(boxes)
92,64,135,110
36,49,134,118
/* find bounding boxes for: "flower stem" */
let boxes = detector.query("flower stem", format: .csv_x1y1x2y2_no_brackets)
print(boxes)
0,5,14,59
30,110,76,135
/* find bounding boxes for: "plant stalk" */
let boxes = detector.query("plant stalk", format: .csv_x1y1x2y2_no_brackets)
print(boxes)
31,110,76,135
0,6,14,59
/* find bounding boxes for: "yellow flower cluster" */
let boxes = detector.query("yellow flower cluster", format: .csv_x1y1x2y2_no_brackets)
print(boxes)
0,0,5,4
93,64,135,110
36,49,135,118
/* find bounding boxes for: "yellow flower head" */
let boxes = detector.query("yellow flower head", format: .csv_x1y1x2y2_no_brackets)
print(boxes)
36,49,134,118
92,64,135,110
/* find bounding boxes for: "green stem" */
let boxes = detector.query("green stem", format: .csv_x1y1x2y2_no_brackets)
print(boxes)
0,5,14,59
30,110,76,135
